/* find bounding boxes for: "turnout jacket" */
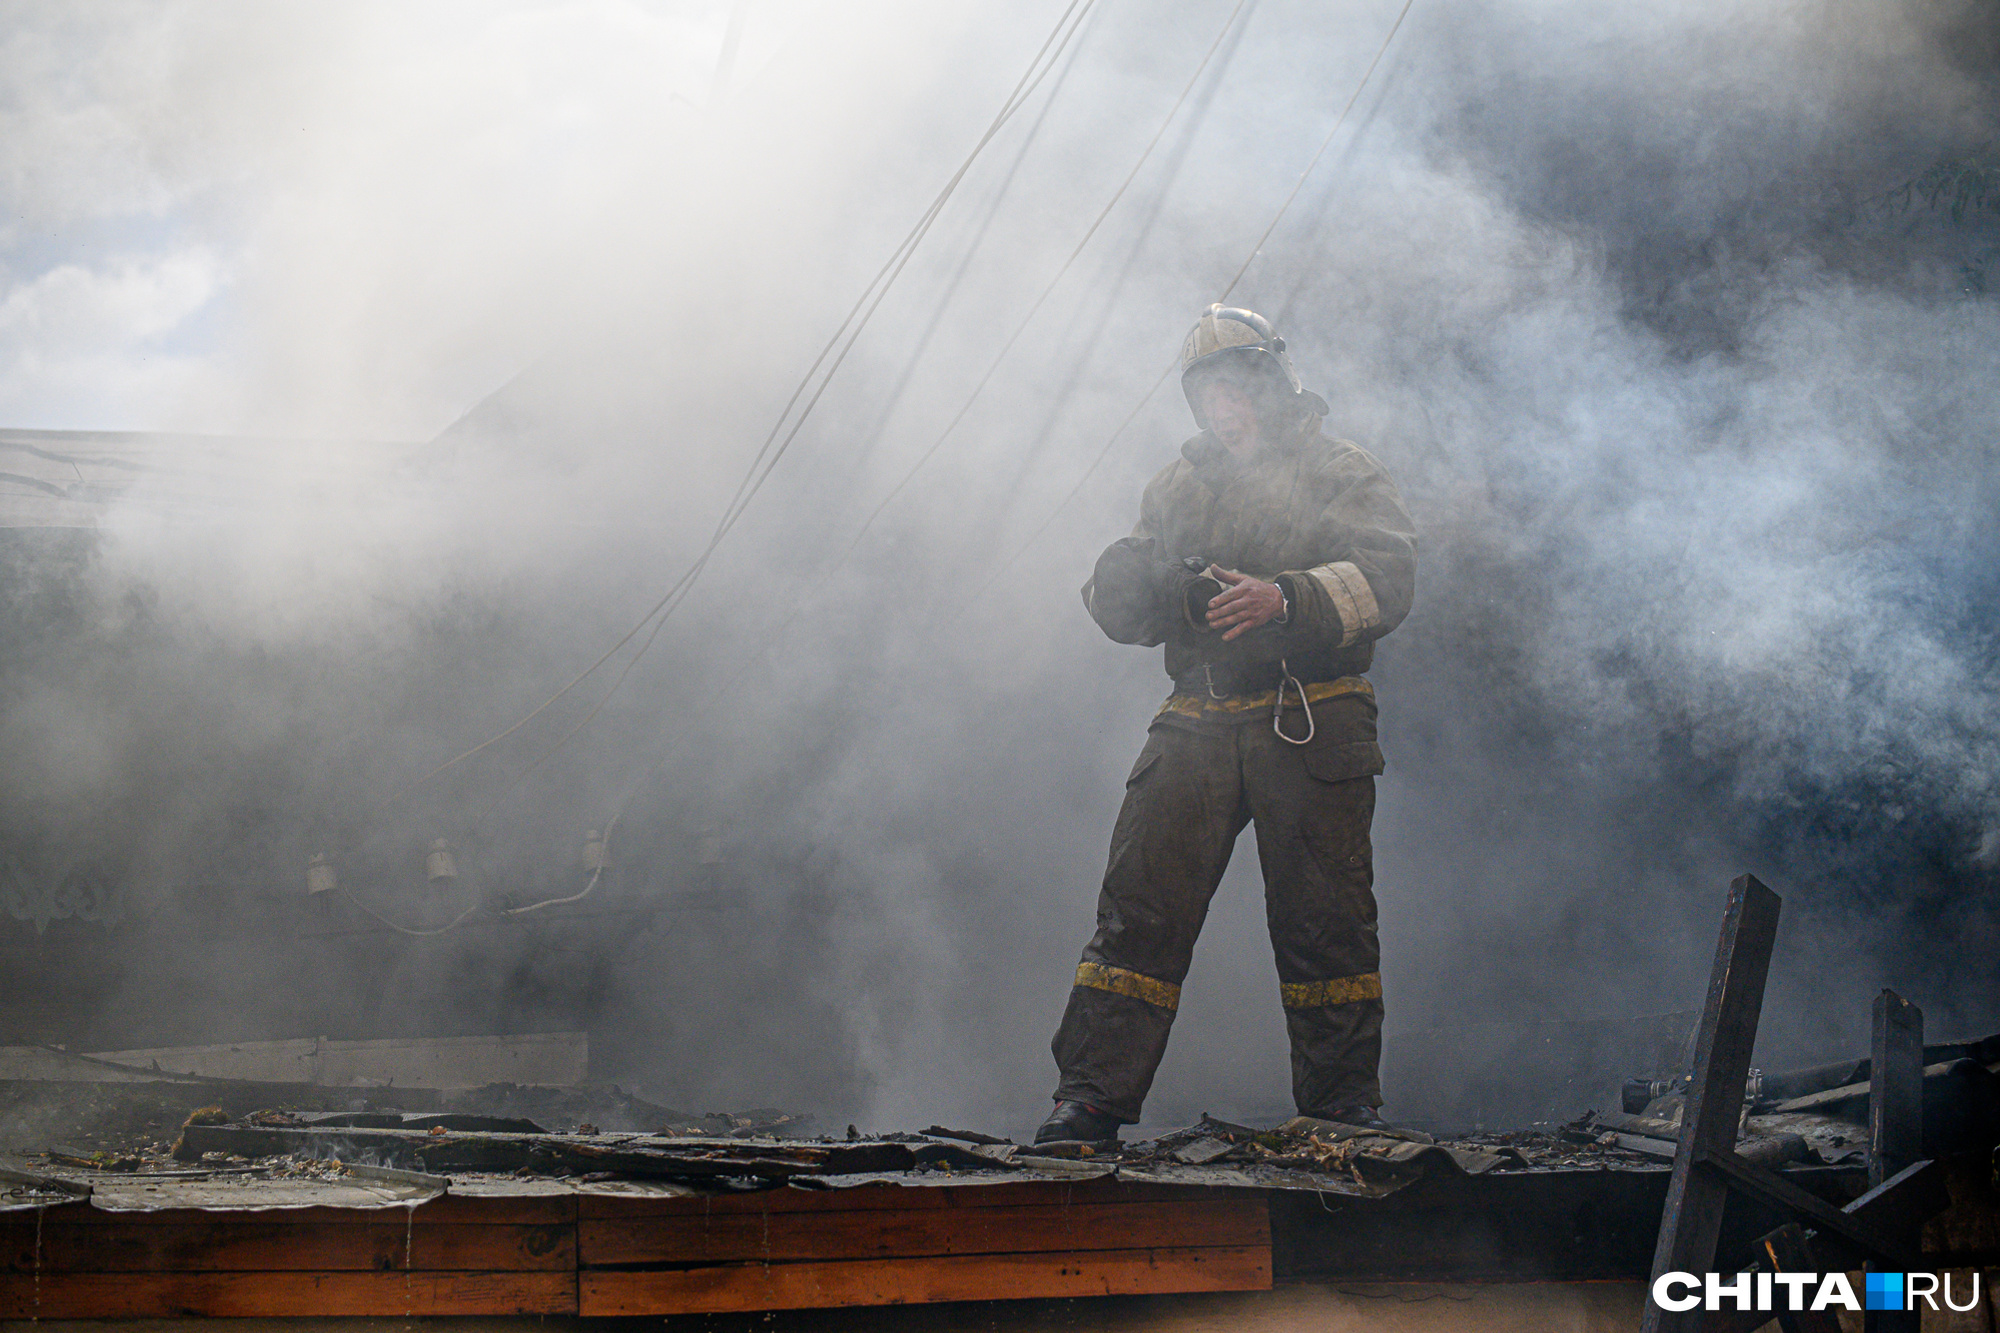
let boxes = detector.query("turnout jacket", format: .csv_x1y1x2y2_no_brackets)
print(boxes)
1082,417,1416,691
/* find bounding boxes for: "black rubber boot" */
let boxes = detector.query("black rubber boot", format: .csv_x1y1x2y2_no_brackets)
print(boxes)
1311,1104,1396,1133
1034,1100,1123,1144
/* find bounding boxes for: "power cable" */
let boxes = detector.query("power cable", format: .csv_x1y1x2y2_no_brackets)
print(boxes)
382,3,1099,928
821,0,1254,579
978,0,1260,529
972,0,1420,600
460,0,1100,832
340,889,482,938
344,1,1098,934
1207,0,1418,308
833,3,1096,492
583,0,1249,833
382,0,1096,814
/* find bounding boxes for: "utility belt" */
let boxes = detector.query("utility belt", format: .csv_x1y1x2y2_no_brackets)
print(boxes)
1166,660,1364,745
1172,659,1339,698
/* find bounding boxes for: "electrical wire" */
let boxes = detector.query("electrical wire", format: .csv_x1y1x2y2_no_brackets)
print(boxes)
334,838,492,937
382,0,1096,815
835,2,1096,490
821,0,1253,578
972,0,1420,599
456,0,1104,820
981,0,1260,519
349,2,1101,933
339,887,482,938
972,355,1178,599
1210,0,1418,308
581,0,1243,815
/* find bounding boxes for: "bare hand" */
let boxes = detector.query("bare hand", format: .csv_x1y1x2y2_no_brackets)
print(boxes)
1205,566,1284,641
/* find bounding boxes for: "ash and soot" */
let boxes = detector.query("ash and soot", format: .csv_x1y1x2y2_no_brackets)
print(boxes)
1,0,1996,1136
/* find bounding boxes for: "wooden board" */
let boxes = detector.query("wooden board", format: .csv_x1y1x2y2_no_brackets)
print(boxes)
2,1219,572,1273
0,1176,1276,1318
580,1197,1267,1265
579,1245,1273,1315
0,1269,575,1318
39,1192,573,1225
576,1177,1245,1217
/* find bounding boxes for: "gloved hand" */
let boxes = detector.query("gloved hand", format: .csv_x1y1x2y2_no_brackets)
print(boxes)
1088,538,1186,640
1182,570,1225,630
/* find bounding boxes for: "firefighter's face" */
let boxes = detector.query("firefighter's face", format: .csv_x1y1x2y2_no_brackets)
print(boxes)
1195,377,1261,454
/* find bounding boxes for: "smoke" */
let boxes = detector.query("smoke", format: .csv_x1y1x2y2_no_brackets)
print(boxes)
2,0,1997,1134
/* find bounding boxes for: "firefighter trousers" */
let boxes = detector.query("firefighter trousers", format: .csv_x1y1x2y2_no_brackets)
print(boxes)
1051,698,1385,1124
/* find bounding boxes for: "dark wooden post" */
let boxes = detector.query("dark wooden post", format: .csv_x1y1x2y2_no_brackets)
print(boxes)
1761,1224,1841,1333
1864,990,1923,1333
1642,874,1783,1333
1869,990,1923,1188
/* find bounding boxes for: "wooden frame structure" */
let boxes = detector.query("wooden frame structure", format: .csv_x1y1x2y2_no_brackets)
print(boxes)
1641,875,1947,1333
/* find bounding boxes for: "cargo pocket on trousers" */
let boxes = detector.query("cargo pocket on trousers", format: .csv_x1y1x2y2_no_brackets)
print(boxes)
1303,740,1384,784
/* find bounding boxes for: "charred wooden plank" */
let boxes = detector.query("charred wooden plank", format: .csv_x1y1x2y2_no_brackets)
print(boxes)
1693,1145,1915,1268
1870,990,1924,1190
1644,873,1782,1333
1761,1223,1842,1333
1867,990,1925,1333
575,1178,1235,1218
171,1124,909,1181
43,1193,574,1226
920,1126,1010,1146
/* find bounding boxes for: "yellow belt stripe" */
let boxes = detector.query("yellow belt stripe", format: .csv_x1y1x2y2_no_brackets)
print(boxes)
1157,675,1372,721
1280,972,1383,1009
1074,961,1181,1011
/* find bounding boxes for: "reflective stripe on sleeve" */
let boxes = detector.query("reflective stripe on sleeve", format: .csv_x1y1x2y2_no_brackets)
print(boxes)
1075,960,1181,1011
1303,562,1380,647
1280,971,1383,1009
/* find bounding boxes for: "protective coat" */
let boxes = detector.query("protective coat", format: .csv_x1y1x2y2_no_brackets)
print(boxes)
1052,415,1416,1123
1082,417,1415,690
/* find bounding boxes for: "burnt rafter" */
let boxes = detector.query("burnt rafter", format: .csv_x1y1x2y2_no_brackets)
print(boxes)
1642,876,1948,1332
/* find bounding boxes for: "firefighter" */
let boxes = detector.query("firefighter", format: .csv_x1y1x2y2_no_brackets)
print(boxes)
1036,305,1417,1144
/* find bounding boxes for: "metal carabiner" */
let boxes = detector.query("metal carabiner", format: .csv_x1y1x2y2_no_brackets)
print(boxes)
1273,658,1315,745
1205,663,1228,700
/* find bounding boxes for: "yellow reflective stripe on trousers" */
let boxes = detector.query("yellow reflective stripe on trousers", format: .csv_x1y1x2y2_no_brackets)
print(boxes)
1280,972,1382,1008
1074,961,1181,1011
1157,675,1372,723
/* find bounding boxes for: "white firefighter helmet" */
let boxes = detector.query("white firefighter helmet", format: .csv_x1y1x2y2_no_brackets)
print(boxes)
1178,304,1328,428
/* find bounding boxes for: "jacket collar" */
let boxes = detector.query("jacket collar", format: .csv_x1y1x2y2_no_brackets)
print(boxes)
1181,415,1315,487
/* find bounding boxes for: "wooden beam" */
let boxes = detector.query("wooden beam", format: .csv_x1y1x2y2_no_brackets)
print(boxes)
0,1269,576,1318
574,1178,1239,1218
1869,991,1923,1190
579,1197,1268,1266
1866,991,1924,1333
3,1219,573,1273
1692,1145,1914,1269
46,1193,573,1226
1760,1223,1841,1333
578,1245,1272,1316
1643,873,1782,1333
